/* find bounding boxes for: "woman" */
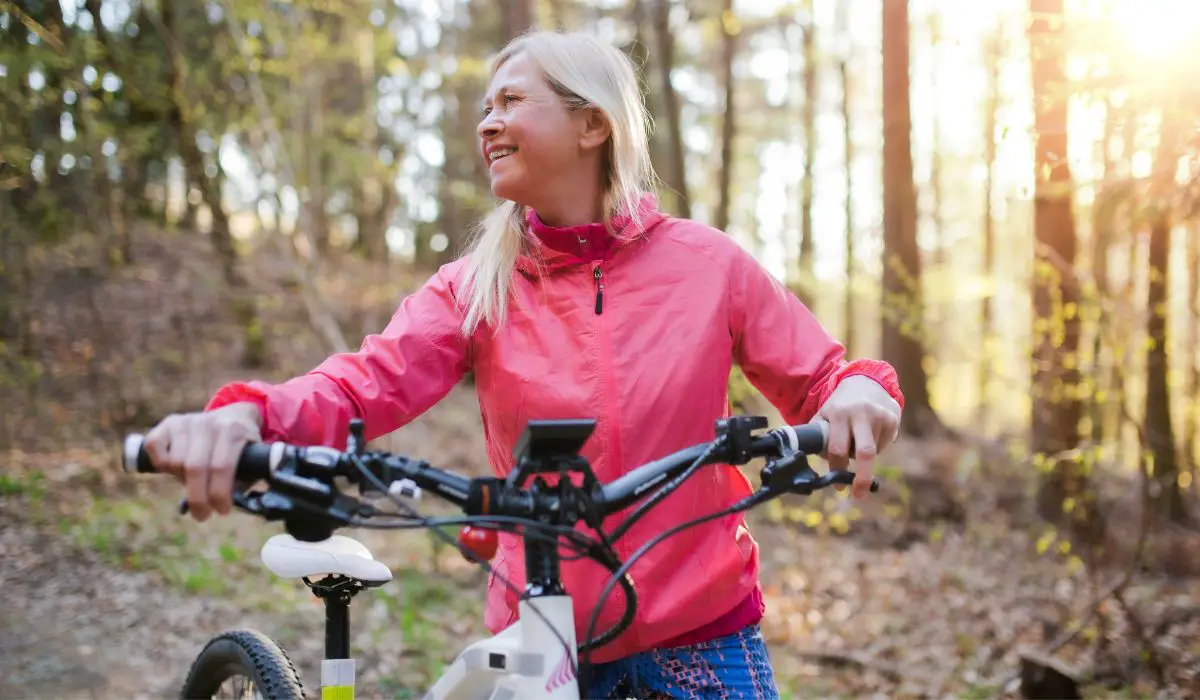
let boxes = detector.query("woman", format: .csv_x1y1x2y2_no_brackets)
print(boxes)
145,30,904,698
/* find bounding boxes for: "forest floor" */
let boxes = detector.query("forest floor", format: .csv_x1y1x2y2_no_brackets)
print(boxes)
2,225,1199,699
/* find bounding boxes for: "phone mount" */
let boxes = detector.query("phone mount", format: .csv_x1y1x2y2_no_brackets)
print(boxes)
507,419,599,489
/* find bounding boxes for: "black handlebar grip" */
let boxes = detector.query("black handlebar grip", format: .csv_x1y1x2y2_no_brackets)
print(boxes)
121,434,278,481
123,434,156,473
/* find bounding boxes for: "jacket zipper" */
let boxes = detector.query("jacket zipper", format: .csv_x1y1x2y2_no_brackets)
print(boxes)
593,265,604,315
590,259,635,649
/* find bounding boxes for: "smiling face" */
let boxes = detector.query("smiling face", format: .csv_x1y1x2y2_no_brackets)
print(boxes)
477,52,606,218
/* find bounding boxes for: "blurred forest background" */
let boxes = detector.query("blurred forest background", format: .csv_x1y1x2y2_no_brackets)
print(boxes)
2,0,1200,698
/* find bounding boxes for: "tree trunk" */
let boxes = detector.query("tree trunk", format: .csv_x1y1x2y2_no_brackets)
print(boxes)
1099,110,1140,471
652,0,690,216
797,17,817,305
978,24,1000,428
926,10,944,268
164,2,266,368
881,0,938,436
353,181,394,261
1089,100,1120,446
1186,220,1199,475
840,56,856,358
351,21,393,262
1144,120,1188,524
1028,0,1091,530
625,0,667,184
502,0,536,39
713,0,736,233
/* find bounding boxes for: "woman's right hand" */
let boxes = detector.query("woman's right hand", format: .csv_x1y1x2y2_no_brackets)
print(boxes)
142,402,263,522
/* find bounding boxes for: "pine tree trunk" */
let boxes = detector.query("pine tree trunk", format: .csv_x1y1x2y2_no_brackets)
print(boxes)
840,57,855,358
503,0,536,38
798,17,817,305
652,0,690,216
1028,0,1093,532
164,2,266,368
1144,121,1188,524
714,0,736,233
978,25,1000,428
1185,221,1199,475
881,0,938,436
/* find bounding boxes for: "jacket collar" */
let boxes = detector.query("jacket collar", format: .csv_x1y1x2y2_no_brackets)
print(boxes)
514,192,667,277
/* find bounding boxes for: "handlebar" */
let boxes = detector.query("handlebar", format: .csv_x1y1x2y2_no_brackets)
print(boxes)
122,418,875,523
120,414,878,657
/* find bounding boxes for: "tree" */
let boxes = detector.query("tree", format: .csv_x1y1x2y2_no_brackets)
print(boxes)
163,1,266,367
1028,0,1092,529
713,0,737,233
978,23,1002,427
1143,114,1189,524
880,0,937,435
840,54,856,358
652,0,690,216
1187,220,1200,475
797,4,817,305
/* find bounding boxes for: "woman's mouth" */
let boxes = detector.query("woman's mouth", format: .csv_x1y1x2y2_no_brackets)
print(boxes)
488,147,517,165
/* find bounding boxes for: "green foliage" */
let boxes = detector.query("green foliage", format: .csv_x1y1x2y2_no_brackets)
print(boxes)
727,364,758,413
0,471,45,500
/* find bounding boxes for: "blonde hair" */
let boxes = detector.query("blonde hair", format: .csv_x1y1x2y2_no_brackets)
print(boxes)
458,30,657,336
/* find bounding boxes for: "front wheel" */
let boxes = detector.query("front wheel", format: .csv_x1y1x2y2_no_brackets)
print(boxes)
180,629,305,699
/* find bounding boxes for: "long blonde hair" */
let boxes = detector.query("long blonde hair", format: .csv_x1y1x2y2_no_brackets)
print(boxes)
458,30,657,336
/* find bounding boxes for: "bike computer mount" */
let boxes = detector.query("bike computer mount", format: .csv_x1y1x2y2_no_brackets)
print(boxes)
507,418,600,489
715,415,769,463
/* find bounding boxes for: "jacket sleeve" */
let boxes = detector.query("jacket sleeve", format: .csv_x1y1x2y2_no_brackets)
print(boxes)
205,264,472,448
728,245,905,425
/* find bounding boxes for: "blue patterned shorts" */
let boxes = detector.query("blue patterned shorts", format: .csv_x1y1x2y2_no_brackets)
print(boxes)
582,624,780,699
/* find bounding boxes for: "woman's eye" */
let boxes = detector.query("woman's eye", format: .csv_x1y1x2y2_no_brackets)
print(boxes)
482,106,493,117
504,94,518,104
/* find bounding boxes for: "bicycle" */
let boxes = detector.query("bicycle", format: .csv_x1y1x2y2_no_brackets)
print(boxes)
122,414,879,699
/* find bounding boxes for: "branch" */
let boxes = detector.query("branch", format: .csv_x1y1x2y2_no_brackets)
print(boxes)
214,0,350,355
989,399,1154,692
0,0,67,53
988,574,1128,691
1112,587,1166,685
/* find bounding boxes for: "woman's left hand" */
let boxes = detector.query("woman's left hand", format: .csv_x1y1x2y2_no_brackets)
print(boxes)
813,375,903,498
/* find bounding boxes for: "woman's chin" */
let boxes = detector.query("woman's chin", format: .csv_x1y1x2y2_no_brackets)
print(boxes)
489,178,528,205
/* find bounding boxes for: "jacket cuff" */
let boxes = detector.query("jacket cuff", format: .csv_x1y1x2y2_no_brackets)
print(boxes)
815,359,906,412
205,381,273,438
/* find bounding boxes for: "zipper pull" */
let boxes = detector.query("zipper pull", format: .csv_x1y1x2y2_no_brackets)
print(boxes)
593,266,604,315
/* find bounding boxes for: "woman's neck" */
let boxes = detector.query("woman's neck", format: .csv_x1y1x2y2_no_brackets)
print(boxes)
525,162,606,226
530,199,604,227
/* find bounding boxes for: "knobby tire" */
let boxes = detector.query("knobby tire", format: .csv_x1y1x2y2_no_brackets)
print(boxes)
180,629,305,699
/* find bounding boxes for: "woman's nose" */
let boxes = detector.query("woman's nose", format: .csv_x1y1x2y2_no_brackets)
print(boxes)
478,114,503,139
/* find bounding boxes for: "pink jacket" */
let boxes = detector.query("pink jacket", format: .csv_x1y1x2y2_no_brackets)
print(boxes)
207,194,904,663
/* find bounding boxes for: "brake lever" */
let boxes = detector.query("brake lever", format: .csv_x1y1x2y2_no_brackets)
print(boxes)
761,453,881,495
178,490,261,517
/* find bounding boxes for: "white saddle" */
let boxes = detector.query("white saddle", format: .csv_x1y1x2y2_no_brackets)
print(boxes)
259,533,393,584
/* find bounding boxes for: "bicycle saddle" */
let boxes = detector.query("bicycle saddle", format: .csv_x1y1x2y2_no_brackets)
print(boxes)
259,533,394,584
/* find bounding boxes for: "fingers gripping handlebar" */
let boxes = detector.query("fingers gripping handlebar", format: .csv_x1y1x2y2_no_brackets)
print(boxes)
121,416,880,660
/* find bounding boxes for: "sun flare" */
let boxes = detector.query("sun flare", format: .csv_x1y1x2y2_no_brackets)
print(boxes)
1108,0,1200,62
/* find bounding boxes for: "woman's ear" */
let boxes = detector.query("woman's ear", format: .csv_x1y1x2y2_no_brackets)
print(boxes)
578,108,612,151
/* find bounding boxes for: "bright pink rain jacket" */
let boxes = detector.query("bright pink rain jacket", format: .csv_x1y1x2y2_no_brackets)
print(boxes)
207,194,904,663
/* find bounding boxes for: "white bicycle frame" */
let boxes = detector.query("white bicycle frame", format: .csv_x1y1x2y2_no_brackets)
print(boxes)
259,533,583,700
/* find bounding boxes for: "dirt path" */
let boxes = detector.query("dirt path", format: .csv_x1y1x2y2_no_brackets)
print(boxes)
0,507,331,700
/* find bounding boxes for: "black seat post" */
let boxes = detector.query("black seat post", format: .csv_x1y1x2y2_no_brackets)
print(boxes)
324,593,351,660
306,575,359,660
